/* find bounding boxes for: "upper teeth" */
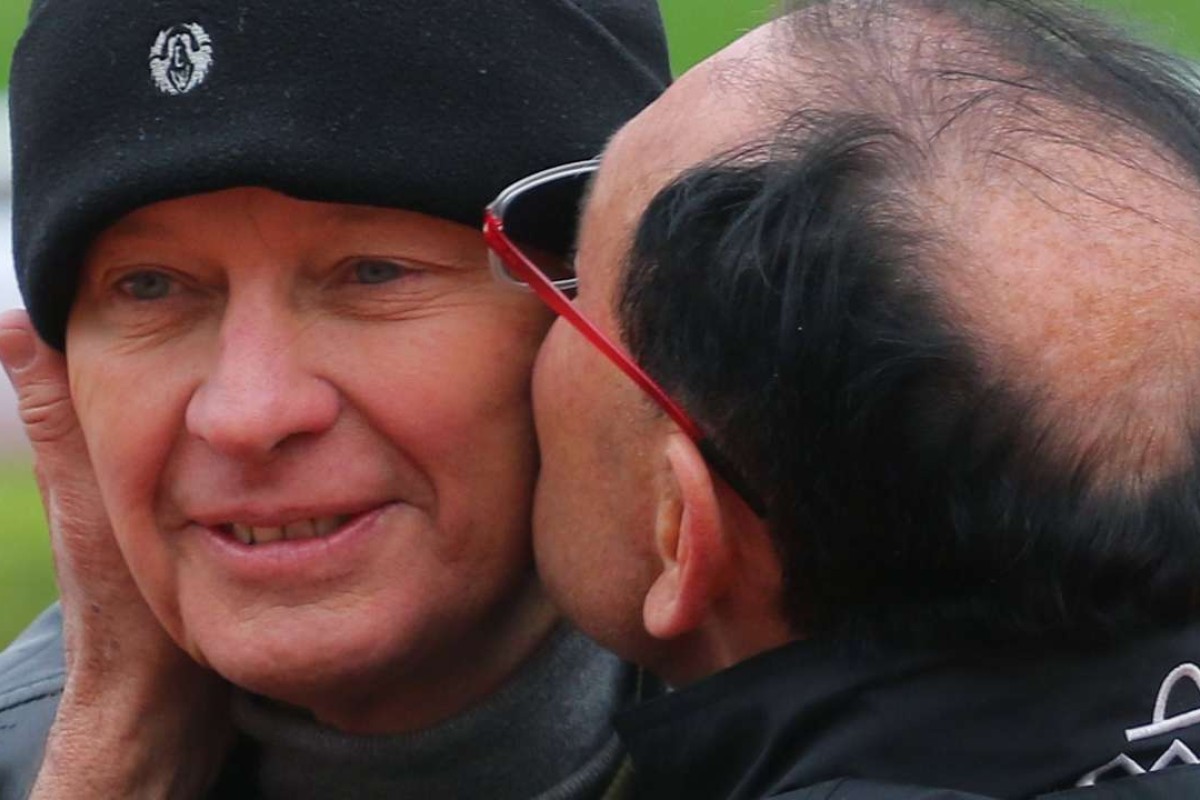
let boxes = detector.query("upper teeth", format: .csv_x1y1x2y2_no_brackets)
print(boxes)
230,516,345,545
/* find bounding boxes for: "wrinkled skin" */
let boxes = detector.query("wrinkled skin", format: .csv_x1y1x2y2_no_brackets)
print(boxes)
3,187,558,795
64,189,556,732
0,309,231,797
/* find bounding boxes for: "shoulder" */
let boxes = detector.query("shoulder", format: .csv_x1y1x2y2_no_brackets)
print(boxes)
0,604,66,800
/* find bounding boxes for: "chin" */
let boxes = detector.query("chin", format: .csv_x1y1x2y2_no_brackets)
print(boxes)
183,602,405,709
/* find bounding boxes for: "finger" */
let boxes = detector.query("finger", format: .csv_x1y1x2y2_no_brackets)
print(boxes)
0,309,90,459
0,310,108,539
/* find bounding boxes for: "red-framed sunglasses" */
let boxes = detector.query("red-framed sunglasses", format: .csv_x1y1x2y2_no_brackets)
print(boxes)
483,160,767,517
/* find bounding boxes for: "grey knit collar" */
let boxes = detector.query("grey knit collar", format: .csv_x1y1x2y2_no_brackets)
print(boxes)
232,624,634,800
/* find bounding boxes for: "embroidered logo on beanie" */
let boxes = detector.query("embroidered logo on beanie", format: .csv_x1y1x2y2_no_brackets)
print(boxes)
149,24,213,96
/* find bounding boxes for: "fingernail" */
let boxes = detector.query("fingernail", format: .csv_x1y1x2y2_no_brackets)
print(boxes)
0,328,36,373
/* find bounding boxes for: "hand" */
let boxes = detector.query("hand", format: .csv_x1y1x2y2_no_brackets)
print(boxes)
0,310,232,799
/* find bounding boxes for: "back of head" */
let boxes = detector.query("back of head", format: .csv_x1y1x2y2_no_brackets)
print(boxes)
11,0,670,348
619,0,1200,647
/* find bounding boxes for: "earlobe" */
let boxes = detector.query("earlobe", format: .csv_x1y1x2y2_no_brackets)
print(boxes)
643,434,730,640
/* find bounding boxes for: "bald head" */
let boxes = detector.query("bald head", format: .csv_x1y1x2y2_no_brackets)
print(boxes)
641,0,1200,487
604,0,1200,644
770,0,1200,489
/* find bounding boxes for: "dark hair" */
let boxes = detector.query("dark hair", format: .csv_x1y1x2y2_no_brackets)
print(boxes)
618,0,1200,646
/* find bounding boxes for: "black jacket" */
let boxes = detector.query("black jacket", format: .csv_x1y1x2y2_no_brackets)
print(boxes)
616,624,1200,799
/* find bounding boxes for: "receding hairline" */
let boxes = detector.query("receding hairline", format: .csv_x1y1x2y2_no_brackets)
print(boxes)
713,0,1200,488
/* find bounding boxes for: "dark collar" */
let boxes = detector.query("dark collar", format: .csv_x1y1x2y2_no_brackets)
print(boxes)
616,623,1200,799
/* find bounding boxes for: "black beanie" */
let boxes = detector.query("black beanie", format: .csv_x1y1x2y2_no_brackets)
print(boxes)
10,0,670,348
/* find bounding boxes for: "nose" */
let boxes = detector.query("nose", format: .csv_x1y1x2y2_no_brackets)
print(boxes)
185,309,340,460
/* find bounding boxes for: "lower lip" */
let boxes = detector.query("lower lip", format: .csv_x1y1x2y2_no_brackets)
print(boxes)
195,505,395,584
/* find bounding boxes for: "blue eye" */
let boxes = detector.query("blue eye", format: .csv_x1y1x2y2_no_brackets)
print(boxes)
352,259,407,285
118,270,174,300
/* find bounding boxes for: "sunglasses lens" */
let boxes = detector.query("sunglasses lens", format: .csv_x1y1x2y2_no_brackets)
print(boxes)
500,168,594,284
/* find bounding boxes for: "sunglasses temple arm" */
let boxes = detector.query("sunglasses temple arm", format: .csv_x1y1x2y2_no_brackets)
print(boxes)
484,212,766,517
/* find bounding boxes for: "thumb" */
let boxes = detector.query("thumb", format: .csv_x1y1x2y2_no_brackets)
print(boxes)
0,309,103,534
0,309,122,612
0,309,87,457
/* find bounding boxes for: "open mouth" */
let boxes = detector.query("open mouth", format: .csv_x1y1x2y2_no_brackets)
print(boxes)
217,515,352,546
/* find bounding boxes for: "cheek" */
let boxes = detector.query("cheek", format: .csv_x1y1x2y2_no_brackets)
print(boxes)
69,340,189,510
532,319,586,449
359,309,543,449
327,307,547,553
67,337,199,622
531,323,616,582
532,316,633,484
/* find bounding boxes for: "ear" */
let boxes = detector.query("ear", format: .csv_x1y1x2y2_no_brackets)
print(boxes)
643,433,732,640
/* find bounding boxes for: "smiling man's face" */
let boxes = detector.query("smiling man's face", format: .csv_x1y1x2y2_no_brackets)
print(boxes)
66,187,556,732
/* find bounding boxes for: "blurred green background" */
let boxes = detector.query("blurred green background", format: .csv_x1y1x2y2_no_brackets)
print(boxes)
1,0,1199,647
